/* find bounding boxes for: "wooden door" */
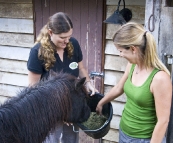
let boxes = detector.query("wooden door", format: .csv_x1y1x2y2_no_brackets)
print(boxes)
34,0,105,93
33,0,105,142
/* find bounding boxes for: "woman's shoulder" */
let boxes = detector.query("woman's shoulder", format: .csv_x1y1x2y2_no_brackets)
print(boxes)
28,43,41,58
70,37,80,46
151,70,171,92
69,37,81,52
32,42,41,51
153,70,171,83
70,37,77,42
126,63,133,72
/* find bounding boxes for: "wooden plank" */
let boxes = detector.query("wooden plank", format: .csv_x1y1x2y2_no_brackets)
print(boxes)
0,96,9,105
129,5,145,24
105,23,121,40
110,115,121,129
94,0,104,94
49,0,57,16
0,3,33,18
0,72,28,86
102,140,118,143
104,85,127,103
64,0,73,15
0,18,33,33
106,0,146,6
111,101,124,116
0,84,24,97
42,0,50,27
105,40,120,55
0,59,28,74
104,70,123,86
80,0,89,70
0,46,30,61
34,0,43,38
56,0,65,12
159,7,173,60
71,0,80,43
0,33,34,47
155,8,173,143
88,0,97,72
104,55,128,71
0,0,32,3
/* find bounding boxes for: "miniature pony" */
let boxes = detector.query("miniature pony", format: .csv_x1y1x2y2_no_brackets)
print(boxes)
0,71,90,143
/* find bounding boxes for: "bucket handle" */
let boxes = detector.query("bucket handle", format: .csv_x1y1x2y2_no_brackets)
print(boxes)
72,124,106,132
73,125,79,133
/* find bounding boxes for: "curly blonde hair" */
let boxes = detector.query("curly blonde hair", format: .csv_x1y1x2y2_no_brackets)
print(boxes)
35,12,74,71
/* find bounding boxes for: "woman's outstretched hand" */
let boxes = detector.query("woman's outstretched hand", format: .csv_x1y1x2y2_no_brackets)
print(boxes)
85,81,99,96
63,121,73,126
96,103,103,116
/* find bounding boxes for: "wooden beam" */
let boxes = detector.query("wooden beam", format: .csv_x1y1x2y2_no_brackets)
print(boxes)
0,84,25,97
0,59,28,74
0,18,33,33
0,0,32,3
0,33,34,47
0,46,30,61
104,55,127,71
0,3,33,18
0,72,28,86
104,70,123,86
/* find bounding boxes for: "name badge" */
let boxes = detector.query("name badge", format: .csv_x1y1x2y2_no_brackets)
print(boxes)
69,62,78,70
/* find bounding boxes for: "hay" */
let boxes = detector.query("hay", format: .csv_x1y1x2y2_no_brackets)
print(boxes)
82,112,107,130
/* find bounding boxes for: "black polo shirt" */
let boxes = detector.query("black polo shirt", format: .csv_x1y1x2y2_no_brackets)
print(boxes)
27,37,83,79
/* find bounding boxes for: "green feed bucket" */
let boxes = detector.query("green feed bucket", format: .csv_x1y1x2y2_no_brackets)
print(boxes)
74,93,113,139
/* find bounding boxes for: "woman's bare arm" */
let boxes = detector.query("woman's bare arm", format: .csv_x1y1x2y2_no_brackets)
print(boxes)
150,71,172,143
96,62,131,114
28,71,41,86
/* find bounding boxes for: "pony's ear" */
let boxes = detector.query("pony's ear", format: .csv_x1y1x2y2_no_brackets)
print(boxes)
75,77,86,90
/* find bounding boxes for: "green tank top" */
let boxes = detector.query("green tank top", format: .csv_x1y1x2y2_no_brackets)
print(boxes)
120,64,159,138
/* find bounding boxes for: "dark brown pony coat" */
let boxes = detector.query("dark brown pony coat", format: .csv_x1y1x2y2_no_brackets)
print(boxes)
0,72,90,143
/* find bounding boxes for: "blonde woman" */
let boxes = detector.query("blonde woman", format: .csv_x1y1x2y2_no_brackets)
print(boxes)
96,22,172,143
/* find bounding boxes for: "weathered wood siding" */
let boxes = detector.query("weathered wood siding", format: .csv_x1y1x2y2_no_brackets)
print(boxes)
102,0,145,142
0,0,34,103
145,1,173,142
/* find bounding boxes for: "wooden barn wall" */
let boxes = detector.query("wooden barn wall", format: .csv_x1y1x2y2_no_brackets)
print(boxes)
34,0,104,93
145,0,173,74
103,0,146,142
145,3,173,142
0,0,34,103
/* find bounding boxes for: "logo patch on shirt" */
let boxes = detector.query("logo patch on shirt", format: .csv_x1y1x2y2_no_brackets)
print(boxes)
69,62,78,70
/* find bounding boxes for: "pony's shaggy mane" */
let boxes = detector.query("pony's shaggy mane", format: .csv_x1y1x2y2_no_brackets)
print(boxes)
0,72,90,143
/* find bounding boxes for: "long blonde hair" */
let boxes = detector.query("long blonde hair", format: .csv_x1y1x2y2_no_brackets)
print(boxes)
35,12,74,71
113,22,170,75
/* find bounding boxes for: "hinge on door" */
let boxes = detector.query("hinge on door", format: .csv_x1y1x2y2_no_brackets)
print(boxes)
89,72,104,79
164,53,173,64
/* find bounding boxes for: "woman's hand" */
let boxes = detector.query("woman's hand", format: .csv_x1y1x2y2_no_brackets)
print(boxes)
85,81,98,96
63,121,73,126
96,103,103,115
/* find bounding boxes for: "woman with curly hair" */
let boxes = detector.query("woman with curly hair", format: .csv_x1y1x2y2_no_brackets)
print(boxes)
27,12,97,143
